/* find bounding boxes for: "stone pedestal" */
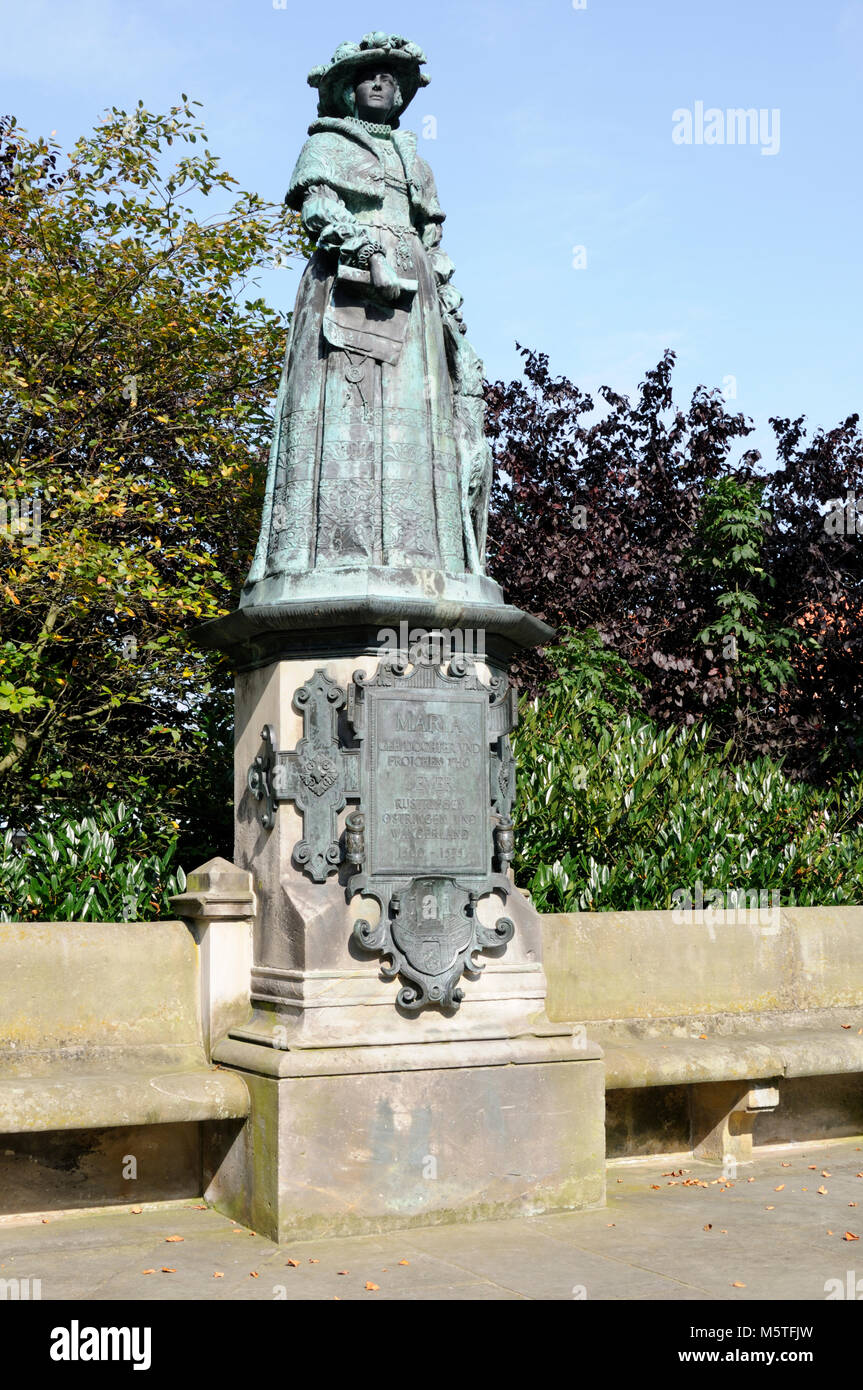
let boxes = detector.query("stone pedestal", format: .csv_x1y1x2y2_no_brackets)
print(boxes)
193,634,604,1241
205,1040,604,1241
228,653,558,1046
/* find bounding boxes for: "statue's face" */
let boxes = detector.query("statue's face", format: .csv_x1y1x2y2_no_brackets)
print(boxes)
354,68,397,123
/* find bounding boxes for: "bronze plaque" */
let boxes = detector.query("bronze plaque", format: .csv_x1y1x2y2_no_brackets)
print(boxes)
367,688,489,877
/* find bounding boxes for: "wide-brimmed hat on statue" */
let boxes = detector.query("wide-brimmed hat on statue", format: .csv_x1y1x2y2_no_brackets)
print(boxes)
308,32,430,123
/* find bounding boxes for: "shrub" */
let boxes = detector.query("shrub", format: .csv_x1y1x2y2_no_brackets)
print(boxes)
0,801,185,921
512,631,863,912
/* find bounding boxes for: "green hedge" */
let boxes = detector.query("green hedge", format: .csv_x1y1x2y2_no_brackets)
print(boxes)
0,802,185,922
513,695,863,914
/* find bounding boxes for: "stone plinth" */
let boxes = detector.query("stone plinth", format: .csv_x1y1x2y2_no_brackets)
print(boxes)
230,654,552,1047
205,1041,604,1241
200,646,605,1240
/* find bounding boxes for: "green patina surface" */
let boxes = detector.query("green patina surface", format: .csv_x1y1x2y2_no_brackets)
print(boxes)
194,32,551,657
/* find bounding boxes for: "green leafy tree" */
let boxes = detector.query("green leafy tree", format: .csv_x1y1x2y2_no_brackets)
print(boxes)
689,476,804,744
0,101,308,859
542,627,649,734
487,348,863,776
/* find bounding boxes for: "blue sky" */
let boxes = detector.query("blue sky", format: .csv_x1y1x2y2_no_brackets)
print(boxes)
3,0,861,466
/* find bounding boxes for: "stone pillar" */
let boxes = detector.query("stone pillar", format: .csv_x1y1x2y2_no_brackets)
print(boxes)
196,641,605,1242
170,856,255,1057
690,1080,780,1166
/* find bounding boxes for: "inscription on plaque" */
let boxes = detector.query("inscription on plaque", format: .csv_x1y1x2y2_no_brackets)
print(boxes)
369,692,488,877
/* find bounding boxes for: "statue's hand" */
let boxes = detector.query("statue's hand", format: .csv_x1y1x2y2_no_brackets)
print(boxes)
369,253,401,304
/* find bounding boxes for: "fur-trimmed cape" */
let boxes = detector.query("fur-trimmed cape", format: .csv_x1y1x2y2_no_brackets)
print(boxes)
286,118,445,229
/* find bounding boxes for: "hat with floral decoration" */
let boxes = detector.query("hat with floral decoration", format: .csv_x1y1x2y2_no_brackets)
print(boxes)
307,32,429,123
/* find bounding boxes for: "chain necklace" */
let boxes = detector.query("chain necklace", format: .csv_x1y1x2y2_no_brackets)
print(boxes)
348,116,393,139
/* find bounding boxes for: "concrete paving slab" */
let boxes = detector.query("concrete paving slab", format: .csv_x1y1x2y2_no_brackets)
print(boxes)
0,1138,860,1301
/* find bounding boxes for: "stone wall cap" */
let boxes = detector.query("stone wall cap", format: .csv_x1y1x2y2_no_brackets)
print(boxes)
170,858,255,919
185,856,254,895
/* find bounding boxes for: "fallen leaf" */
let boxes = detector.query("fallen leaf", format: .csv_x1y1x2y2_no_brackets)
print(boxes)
818,1186,829,1196
365,1281,380,1291
606,1222,616,1228
142,1269,155,1275
130,1207,143,1215
841,1024,851,1029
732,1281,746,1288
774,1184,785,1191
808,1165,818,1171
165,1235,184,1243
337,1270,349,1276
250,1272,259,1278
286,1259,300,1267
720,1229,728,1234
398,1260,409,1266
309,1258,319,1264
650,1184,660,1190
213,1272,224,1279
822,1171,832,1178
703,1224,712,1231
161,1267,176,1274
766,1205,775,1211
780,1162,791,1167
844,1231,859,1241
851,1203,859,1208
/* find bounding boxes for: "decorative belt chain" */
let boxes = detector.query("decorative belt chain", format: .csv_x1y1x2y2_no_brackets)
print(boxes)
366,219,417,273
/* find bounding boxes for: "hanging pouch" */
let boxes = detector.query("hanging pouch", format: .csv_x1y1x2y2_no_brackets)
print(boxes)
323,263,418,365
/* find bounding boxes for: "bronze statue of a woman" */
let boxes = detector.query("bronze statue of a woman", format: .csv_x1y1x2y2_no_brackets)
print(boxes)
242,32,498,615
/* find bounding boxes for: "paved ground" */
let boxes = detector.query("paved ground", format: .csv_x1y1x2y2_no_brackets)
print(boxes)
2,1137,862,1301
